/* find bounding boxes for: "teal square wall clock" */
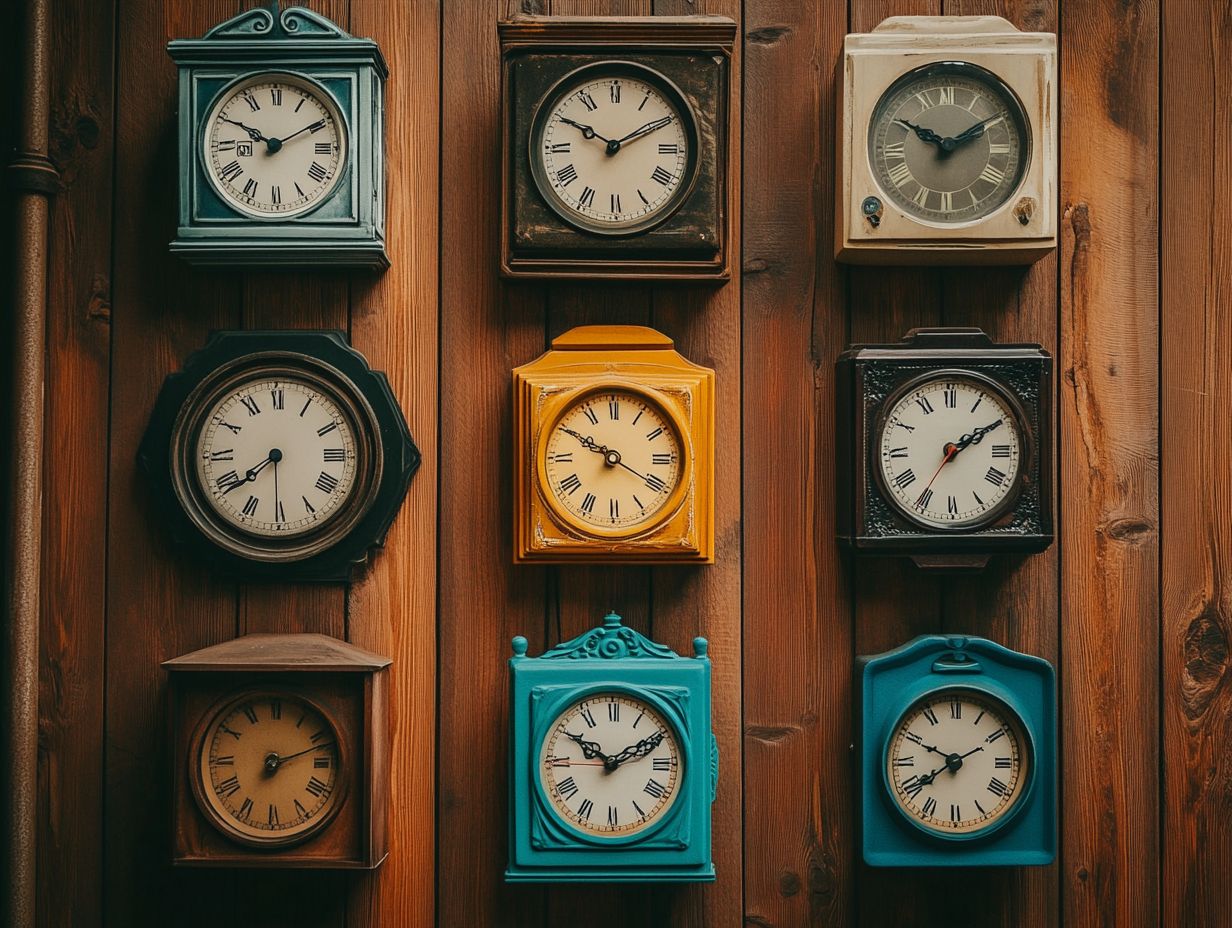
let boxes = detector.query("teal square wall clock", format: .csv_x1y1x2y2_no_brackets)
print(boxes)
168,4,387,268
506,612,718,883
859,635,1056,867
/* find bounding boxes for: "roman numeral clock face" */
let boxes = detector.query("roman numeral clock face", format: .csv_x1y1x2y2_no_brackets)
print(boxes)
203,73,347,219
869,62,1029,223
877,375,1024,529
533,66,695,234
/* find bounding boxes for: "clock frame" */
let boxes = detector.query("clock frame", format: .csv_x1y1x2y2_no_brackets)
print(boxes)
836,327,1053,570
859,635,1056,867
499,15,736,281
513,325,715,564
168,4,388,268
836,15,1057,265
507,612,718,883
164,634,391,869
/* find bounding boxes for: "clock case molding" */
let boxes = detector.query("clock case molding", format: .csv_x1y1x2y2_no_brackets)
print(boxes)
836,327,1053,571
168,4,388,268
499,15,736,281
506,612,718,883
164,634,391,869
859,635,1057,867
138,330,420,582
836,16,1057,265
513,325,715,564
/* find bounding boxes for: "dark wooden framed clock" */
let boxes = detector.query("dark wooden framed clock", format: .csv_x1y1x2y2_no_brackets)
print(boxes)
837,327,1053,570
164,634,391,869
498,15,736,281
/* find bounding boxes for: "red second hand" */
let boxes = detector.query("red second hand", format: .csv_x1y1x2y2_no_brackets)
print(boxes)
921,442,958,494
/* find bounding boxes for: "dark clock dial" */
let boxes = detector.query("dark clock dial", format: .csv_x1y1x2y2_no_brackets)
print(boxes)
869,61,1029,223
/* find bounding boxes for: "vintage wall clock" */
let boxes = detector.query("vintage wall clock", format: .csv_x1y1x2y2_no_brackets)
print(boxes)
836,16,1057,264
506,612,718,883
859,635,1056,867
836,327,1052,570
499,15,736,280
513,325,714,564
169,4,388,267
164,633,391,868
139,330,419,581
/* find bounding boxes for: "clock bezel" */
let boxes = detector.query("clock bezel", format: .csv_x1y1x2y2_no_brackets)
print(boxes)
871,368,1033,533
189,687,352,850
198,70,351,222
879,684,1037,844
534,381,694,541
528,60,702,238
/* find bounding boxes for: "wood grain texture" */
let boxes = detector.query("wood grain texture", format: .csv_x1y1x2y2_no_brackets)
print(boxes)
1161,3,1232,927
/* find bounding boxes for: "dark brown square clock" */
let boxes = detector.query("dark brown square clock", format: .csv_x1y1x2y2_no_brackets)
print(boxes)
837,328,1053,571
499,15,736,281
164,634,390,869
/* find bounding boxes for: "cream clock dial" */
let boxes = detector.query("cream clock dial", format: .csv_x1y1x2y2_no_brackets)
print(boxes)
542,388,685,535
196,692,343,846
886,689,1030,836
204,73,347,219
195,376,360,539
877,375,1023,529
533,65,695,234
539,693,683,837
869,62,1028,224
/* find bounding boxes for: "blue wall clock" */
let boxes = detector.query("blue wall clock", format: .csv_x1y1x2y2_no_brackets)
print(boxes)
168,3,387,268
860,635,1056,867
507,612,718,883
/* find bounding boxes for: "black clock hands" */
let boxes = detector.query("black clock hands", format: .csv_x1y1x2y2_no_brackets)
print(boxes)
219,116,269,144
947,113,1003,148
565,731,612,765
895,118,947,148
263,742,335,773
947,419,1004,458
608,116,673,153
224,448,283,493
562,427,622,467
276,118,328,147
557,115,614,145
606,731,665,769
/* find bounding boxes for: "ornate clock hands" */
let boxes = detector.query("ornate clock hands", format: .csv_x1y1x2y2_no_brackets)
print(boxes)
561,427,622,466
950,419,1003,455
606,731,666,769
556,115,614,145
946,113,1003,148
219,116,269,143
565,731,612,765
895,118,946,149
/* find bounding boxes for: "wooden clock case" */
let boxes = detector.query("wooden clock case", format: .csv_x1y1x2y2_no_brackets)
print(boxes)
164,634,391,869
498,15,736,281
836,15,1057,265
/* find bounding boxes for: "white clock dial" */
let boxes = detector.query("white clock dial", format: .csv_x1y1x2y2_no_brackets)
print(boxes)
195,377,359,538
877,376,1023,528
535,69,692,233
203,73,347,219
542,389,684,533
538,693,683,837
886,689,1030,836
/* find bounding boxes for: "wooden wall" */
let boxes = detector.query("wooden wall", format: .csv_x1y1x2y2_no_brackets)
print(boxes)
26,0,1225,925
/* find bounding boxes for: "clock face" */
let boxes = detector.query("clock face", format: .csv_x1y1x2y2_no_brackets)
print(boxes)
876,374,1024,529
541,387,686,535
203,73,347,219
885,689,1031,837
194,375,361,539
538,693,683,838
532,65,695,234
197,692,343,845
868,62,1029,223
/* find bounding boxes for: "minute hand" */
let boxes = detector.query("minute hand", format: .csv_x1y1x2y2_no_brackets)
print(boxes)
613,116,673,147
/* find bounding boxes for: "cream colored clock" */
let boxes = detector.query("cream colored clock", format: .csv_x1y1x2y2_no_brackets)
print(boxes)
513,326,714,564
837,16,1057,264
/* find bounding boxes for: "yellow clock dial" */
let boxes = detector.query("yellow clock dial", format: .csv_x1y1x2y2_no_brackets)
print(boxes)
542,388,685,534
886,689,1030,836
539,693,683,837
196,692,343,846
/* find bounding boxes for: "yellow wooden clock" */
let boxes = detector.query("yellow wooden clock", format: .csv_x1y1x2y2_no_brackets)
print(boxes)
514,326,714,564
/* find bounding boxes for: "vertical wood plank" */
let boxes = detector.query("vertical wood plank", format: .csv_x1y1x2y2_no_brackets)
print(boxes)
1161,4,1232,926
1060,1,1159,926
37,0,114,922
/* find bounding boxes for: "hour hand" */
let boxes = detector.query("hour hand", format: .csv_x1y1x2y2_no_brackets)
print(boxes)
557,116,612,144
895,118,945,148
565,731,609,762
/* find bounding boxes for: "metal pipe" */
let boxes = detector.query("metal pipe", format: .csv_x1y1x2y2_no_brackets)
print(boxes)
5,0,55,923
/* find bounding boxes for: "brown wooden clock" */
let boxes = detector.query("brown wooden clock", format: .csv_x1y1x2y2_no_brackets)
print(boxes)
837,328,1053,570
514,326,715,564
499,15,736,281
164,634,390,868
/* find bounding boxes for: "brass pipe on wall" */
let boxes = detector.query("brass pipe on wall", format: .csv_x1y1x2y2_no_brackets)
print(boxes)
5,0,55,924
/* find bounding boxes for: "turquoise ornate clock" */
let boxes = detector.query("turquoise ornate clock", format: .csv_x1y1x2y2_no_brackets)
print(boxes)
169,4,387,267
507,612,718,883
860,635,1056,867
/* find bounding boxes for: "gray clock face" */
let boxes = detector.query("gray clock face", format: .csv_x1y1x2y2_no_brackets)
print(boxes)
868,62,1029,224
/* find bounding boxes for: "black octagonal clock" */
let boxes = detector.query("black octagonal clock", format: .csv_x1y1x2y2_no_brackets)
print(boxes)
139,331,419,581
